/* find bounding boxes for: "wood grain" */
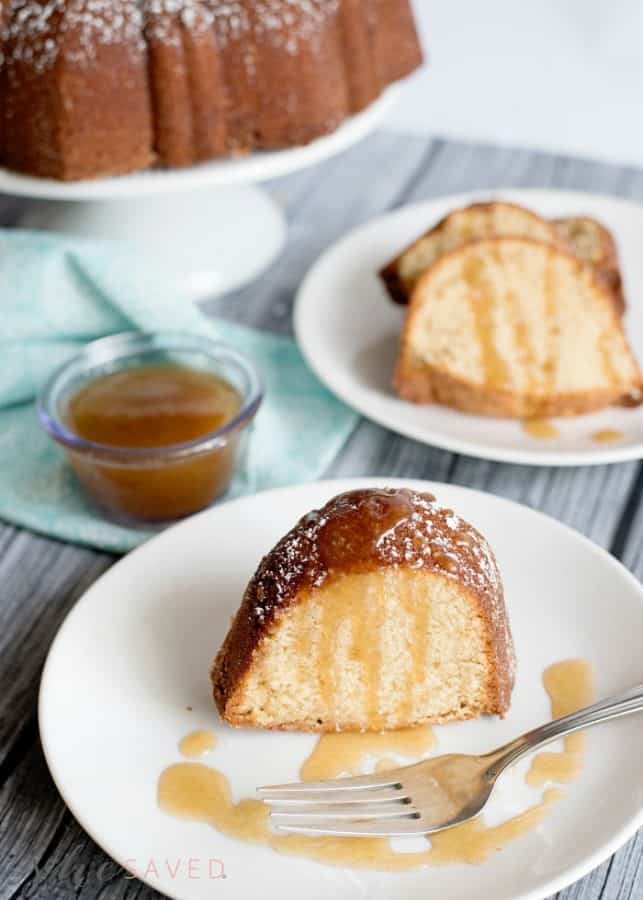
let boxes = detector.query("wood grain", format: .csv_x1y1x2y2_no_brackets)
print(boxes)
2,132,643,899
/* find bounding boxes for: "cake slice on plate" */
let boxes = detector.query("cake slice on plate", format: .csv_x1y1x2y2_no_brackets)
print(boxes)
212,487,515,732
394,237,641,417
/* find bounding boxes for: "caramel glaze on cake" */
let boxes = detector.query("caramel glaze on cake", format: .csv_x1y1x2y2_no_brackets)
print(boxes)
212,488,516,732
0,0,423,180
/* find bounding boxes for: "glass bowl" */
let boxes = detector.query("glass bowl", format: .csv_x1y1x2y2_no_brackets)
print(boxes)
38,331,263,525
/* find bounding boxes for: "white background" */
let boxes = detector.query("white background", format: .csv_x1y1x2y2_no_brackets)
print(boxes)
390,0,643,167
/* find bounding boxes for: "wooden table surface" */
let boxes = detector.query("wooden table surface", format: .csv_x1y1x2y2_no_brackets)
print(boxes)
2,132,643,900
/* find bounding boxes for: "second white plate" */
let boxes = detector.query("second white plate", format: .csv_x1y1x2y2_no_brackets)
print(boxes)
294,189,643,466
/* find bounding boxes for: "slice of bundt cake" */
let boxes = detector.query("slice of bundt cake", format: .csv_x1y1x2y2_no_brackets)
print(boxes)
212,487,515,732
394,238,642,417
554,216,625,315
380,202,564,305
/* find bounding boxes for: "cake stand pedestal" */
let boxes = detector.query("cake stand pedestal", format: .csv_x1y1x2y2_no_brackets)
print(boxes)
0,88,398,302
19,185,285,301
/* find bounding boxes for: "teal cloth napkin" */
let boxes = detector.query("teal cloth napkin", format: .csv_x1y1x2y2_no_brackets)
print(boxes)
0,230,358,553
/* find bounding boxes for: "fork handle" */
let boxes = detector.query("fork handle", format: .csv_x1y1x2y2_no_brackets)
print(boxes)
486,683,643,776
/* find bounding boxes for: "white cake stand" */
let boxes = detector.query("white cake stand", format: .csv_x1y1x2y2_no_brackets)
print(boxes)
1,87,399,301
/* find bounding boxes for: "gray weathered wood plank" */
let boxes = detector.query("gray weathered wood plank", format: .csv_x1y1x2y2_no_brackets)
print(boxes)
0,530,112,765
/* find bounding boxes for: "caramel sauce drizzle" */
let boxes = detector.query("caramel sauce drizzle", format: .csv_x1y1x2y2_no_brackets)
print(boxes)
512,303,537,395
375,757,400,773
364,577,383,722
159,659,593,870
404,575,431,719
463,255,510,389
526,660,593,785
307,491,420,729
315,585,434,727
300,726,436,782
599,332,619,388
487,240,535,398
179,730,217,759
317,600,336,716
317,574,385,727
591,429,624,444
522,419,560,440
524,424,626,445
311,565,464,731
542,252,558,397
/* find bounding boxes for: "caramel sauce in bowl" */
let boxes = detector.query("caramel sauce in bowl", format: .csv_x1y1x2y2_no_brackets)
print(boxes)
37,332,263,524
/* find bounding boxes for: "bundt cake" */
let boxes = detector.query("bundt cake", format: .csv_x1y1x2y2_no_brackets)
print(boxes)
0,0,422,181
212,487,515,732
380,202,564,305
554,216,625,315
394,237,642,417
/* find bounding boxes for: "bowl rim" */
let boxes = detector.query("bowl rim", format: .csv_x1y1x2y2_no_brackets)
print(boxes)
37,330,264,462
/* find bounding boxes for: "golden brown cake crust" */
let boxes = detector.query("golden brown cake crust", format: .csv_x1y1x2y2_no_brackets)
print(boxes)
395,356,640,417
212,488,516,727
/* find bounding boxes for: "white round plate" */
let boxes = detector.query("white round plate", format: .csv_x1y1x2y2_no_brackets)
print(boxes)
294,189,643,466
39,478,643,900
0,89,398,200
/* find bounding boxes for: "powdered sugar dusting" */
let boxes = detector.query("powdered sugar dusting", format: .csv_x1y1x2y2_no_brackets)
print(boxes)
2,0,145,71
251,508,325,624
1,0,343,73
248,488,505,624
253,0,338,54
207,0,340,55
144,0,214,45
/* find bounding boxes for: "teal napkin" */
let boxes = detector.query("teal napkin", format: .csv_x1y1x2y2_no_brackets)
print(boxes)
0,230,358,553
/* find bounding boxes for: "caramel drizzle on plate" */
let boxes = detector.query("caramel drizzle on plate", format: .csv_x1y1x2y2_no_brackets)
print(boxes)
591,429,624,444
523,419,560,440
159,659,593,870
179,731,217,759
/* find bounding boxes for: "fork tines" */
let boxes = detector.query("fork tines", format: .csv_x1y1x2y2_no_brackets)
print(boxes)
257,770,427,837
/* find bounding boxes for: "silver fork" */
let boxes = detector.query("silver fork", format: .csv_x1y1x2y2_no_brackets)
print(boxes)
257,683,643,837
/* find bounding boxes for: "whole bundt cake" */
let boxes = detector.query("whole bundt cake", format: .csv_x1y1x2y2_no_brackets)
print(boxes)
212,487,515,732
0,0,422,181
